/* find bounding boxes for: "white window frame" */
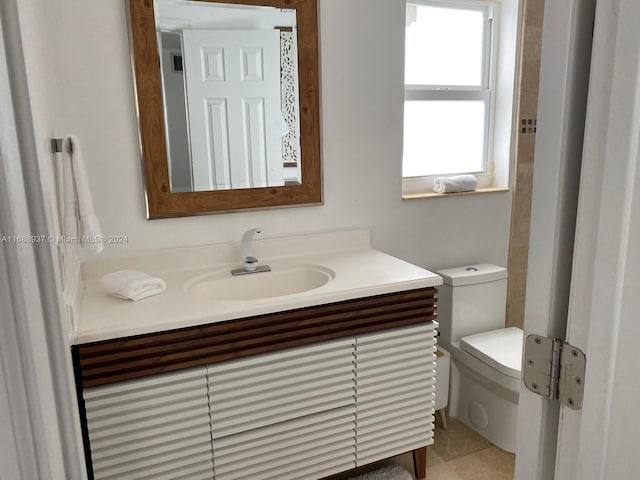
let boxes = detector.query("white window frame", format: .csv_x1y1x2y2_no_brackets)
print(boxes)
403,0,500,194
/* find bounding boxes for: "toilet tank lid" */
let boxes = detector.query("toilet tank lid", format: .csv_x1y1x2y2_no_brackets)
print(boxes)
435,264,507,286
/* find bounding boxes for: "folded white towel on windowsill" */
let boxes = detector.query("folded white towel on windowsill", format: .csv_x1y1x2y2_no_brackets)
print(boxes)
433,174,478,194
100,270,166,301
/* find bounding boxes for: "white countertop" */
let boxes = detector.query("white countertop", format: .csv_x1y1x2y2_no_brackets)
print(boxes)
73,229,442,344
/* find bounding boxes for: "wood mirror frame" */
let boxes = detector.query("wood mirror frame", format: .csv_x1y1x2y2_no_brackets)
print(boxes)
128,0,321,218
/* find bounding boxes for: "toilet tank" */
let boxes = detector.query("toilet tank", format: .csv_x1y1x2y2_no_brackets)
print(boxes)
435,264,508,345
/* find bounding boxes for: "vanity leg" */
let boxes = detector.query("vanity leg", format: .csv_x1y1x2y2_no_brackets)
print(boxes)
412,446,427,479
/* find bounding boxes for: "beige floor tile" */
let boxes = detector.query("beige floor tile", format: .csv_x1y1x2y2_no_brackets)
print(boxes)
423,463,465,480
426,448,445,468
447,447,515,480
431,418,493,462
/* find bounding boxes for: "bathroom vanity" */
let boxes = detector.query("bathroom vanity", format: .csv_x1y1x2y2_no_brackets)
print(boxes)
71,230,442,480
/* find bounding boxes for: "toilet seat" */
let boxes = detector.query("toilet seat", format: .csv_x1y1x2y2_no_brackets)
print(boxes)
460,327,523,379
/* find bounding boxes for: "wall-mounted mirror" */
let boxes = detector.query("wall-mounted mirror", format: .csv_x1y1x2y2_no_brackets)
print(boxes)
128,0,321,218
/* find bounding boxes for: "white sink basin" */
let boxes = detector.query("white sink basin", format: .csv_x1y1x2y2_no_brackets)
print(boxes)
186,264,334,301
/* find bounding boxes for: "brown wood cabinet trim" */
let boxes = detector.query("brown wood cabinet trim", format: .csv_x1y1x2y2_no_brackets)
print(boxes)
80,308,436,373
76,287,437,387
80,288,435,355
80,298,436,368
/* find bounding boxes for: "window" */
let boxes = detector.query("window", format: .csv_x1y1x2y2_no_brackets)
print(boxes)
403,0,498,192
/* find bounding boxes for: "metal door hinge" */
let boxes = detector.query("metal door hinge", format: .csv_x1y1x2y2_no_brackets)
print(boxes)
523,335,586,410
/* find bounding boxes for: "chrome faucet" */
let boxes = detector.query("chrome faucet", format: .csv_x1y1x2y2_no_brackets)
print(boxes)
231,228,271,276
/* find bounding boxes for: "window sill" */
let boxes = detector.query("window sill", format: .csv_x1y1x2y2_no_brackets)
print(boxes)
402,187,510,200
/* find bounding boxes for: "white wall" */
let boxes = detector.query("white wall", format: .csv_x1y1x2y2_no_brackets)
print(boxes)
21,0,512,272
8,1,89,477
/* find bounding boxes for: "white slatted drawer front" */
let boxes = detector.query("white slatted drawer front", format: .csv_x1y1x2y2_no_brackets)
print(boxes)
355,323,437,466
213,406,356,480
208,338,356,438
83,367,213,480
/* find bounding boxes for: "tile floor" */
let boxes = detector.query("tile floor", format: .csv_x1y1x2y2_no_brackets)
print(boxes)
423,417,515,479
329,416,515,480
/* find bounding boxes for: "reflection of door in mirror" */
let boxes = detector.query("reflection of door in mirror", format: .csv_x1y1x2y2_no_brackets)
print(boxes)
154,0,302,193
183,29,283,191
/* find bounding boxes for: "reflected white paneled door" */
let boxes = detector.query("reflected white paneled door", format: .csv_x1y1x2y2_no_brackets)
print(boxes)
83,367,213,480
355,322,437,466
182,29,284,190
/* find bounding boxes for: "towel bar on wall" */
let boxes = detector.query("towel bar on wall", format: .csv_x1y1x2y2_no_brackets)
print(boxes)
51,138,64,153
51,137,75,154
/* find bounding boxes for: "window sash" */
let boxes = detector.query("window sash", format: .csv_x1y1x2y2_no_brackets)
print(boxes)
403,97,492,177
406,0,494,89
403,0,497,182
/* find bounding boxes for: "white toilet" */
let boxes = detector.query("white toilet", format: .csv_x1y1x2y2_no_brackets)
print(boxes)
435,264,523,453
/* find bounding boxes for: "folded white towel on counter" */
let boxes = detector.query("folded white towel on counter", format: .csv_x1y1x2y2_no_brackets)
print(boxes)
433,174,478,194
100,270,166,301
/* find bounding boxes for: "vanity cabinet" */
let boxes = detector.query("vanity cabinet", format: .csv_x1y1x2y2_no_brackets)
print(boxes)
82,368,212,480
208,338,357,480
75,288,437,480
355,326,436,466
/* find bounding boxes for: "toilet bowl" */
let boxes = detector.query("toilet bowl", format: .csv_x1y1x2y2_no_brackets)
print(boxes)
448,327,522,452
435,264,523,453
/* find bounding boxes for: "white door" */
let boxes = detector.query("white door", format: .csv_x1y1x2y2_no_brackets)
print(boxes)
182,29,284,190
517,0,640,478
555,0,640,477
